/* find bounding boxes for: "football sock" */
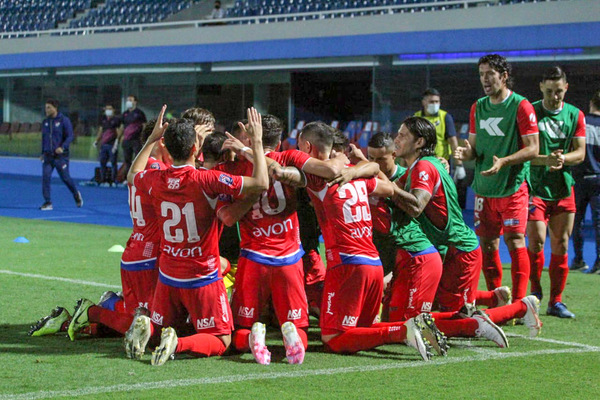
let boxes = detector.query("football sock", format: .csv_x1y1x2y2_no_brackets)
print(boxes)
434,319,478,338
114,300,126,314
549,253,569,305
176,334,227,357
482,249,503,290
88,305,133,335
528,249,545,295
298,328,308,350
232,329,251,352
484,301,527,324
430,311,461,320
475,290,498,307
510,247,530,300
325,324,407,354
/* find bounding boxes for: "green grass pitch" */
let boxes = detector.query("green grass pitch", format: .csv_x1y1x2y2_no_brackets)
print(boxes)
1,216,600,399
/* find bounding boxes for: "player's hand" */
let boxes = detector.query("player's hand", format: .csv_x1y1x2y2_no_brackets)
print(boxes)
244,107,262,142
548,149,565,171
454,139,471,161
481,155,504,176
347,144,367,164
147,105,169,144
437,156,450,173
54,147,64,155
222,132,246,153
194,124,212,144
328,166,355,188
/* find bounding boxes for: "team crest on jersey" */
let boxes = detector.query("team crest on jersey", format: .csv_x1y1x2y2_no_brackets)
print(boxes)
287,309,302,320
167,178,180,189
342,315,358,327
150,162,161,170
238,306,254,319
196,317,215,330
480,118,505,137
419,171,429,181
218,173,234,187
151,311,164,325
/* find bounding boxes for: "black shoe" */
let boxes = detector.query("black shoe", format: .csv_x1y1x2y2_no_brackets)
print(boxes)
39,202,53,211
570,258,589,272
74,192,83,208
588,260,600,274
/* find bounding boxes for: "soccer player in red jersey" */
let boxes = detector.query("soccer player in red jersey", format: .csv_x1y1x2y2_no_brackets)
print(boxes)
124,106,269,366
274,121,447,360
527,67,586,318
455,54,539,301
217,114,347,365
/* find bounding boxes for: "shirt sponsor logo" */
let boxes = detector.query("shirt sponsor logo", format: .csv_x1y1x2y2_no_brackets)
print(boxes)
167,178,180,190
503,218,520,227
287,309,302,320
238,306,254,319
252,218,294,238
419,171,429,182
326,292,335,315
196,317,215,330
480,118,505,137
218,173,234,187
342,315,358,327
151,311,164,325
350,226,372,239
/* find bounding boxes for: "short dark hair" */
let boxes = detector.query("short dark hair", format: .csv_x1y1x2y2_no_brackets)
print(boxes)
127,95,138,102
300,122,334,154
368,132,395,152
478,54,513,88
262,114,283,148
542,66,567,83
422,88,440,98
202,131,227,163
181,107,215,126
332,129,349,153
163,118,197,162
141,118,158,143
591,89,600,110
46,99,59,109
402,116,437,157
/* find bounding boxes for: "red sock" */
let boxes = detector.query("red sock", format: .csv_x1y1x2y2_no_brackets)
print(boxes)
475,290,498,307
434,319,478,338
176,334,227,357
88,305,133,335
232,328,251,352
326,324,407,354
430,311,460,320
297,328,308,350
510,248,530,300
549,253,569,305
484,301,527,324
114,300,126,314
528,249,544,295
482,250,503,290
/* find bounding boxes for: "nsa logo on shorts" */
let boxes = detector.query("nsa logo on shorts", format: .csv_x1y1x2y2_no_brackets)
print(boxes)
342,315,358,327
238,306,254,319
196,317,215,330
219,173,234,187
151,311,164,326
419,171,429,182
421,302,432,312
504,218,520,227
167,178,180,190
287,309,302,320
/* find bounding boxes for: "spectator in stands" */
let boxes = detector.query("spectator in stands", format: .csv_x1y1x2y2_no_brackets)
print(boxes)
210,1,225,19
121,95,147,176
414,88,465,180
572,89,600,273
94,104,122,187
40,99,83,211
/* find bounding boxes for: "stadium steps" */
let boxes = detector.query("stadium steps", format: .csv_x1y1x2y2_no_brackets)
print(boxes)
57,1,105,30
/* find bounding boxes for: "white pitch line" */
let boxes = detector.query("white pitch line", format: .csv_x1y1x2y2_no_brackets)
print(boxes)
506,333,600,351
1,346,598,400
0,270,120,289
35,215,88,220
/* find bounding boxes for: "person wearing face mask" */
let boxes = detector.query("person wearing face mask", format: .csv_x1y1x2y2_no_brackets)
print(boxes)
414,88,464,181
94,104,123,187
210,0,225,19
40,99,83,210
121,95,147,175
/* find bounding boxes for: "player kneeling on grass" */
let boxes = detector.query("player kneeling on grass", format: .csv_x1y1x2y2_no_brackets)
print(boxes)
123,106,269,366
272,121,447,360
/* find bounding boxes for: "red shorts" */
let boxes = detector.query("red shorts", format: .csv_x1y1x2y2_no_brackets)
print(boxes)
384,247,442,322
232,257,309,329
150,278,233,336
474,181,529,237
528,190,576,222
120,240,160,314
436,246,482,312
320,264,383,336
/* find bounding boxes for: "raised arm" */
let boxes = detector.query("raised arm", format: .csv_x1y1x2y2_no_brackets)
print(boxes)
239,107,269,195
127,105,168,185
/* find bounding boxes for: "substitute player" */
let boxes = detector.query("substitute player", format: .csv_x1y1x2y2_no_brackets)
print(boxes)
124,106,269,366
455,54,539,301
527,66,585,318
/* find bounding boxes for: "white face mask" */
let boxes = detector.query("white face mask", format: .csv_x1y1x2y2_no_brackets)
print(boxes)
105,109,114,117
426,103,440,115
125,101,134,109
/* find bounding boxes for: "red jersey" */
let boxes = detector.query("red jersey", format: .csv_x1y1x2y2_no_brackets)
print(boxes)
408,159,449,230
134,165,243,287
305,172,381,268
215,150,311,266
